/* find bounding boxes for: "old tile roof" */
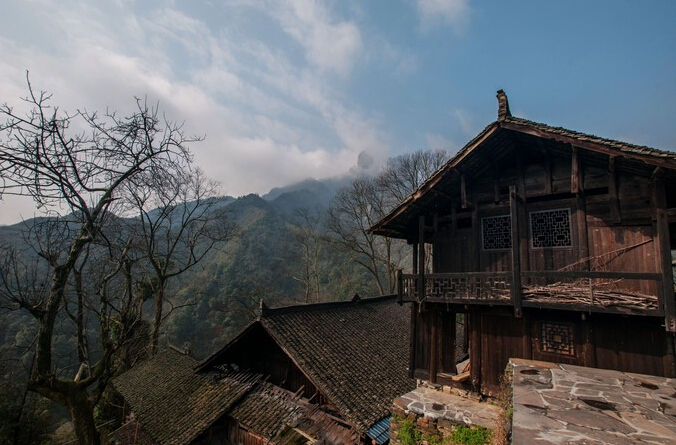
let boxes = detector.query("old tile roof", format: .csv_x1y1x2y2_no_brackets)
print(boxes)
256,295,414,433
371,91,676,238
111,348,260,445
228,381,306,440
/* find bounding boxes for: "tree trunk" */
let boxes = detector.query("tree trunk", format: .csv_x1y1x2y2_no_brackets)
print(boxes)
150,284,164,355
68,390,100,445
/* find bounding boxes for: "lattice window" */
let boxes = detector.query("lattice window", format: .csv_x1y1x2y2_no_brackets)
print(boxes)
540,322,575,356
482,215,512,250
530,209,572,248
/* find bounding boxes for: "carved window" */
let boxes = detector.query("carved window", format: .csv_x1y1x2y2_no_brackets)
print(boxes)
540,322,575,356
530,209,572,248
481,215,511,250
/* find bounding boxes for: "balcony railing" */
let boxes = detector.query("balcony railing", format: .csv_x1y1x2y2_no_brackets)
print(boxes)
398,270,663,315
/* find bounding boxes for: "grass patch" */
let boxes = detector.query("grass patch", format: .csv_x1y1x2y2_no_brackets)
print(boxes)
451,425,492,445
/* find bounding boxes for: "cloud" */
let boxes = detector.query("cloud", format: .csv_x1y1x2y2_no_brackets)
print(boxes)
415,0,470,33
0,0,393,225
275,0,363,75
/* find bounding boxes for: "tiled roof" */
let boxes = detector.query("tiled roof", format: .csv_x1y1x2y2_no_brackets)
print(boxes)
111,348,260,445
258,295,415,433
110,419,159,445
228,381,306,439
501,115,676,162
371,98,676,237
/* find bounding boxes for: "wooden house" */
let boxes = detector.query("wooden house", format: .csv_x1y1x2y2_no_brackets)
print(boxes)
370,91,676,396
112,295,414,445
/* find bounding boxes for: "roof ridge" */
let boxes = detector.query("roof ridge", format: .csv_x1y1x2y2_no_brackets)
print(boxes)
503,115,675,156
261,294,397,317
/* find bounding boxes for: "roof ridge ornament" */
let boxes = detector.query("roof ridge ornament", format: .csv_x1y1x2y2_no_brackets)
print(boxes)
497,89,511,121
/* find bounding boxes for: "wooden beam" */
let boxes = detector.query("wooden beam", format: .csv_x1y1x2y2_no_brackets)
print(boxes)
460,174,468,209
652,169,676,332
510,185,523,317
608,156,621,224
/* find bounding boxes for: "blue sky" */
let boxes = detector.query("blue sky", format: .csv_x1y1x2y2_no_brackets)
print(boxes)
0,0,674,224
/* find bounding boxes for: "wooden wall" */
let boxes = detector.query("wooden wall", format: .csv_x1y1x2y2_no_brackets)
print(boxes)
211,324,328,405
432,143,669,298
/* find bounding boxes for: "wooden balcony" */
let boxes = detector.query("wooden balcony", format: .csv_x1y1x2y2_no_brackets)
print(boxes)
398,270,665,316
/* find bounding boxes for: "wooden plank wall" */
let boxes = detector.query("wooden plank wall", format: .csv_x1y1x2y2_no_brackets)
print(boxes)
466,308,676,396
433,145,668,298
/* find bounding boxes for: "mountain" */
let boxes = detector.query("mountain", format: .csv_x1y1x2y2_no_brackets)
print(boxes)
0,176,378,358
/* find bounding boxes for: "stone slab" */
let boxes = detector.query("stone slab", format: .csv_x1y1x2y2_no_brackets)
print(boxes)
510,359,676,444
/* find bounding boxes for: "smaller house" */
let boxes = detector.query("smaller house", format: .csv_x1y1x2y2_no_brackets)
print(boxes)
112,294,415,445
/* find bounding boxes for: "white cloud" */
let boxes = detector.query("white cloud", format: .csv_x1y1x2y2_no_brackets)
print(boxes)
0,0,391,224
416,0,470,32
275,0,363,75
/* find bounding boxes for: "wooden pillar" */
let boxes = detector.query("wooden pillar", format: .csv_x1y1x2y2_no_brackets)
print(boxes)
492,161,500,204
409,303,417,378
608,156,621,224
582,315,597,368
469,309,482,390
544,148,553,195
397,269,403,305
510,186,523,317
429,309,438,383
571,145,581,194
652,169,676,332
572,145,590,267
460,174,468,209
418,215,426,303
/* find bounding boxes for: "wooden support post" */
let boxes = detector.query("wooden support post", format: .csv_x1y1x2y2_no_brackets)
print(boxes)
409,303,417,378
469,310,482,390
571,145,581,194
652,169,676,332
397,269,403,305
492,161,500,204
608,156,621,224
544,147,553,195
510,186,523,317
429,310,438,383
460,174,468,209
576,195,590,269
418,215,426,303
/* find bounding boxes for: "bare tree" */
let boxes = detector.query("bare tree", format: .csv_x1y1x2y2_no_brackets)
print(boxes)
125,166,236,354
327,149,447,294
0,77,218,445
288,208,323,303
327,176,397,295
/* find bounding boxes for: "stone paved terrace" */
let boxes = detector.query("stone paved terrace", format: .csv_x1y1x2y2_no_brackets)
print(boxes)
393,385,501,430
510,358,676,444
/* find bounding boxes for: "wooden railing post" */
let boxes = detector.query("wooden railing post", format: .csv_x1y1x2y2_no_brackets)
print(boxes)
510,186,523,317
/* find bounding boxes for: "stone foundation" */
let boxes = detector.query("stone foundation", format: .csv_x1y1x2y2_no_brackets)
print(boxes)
389,383,500,444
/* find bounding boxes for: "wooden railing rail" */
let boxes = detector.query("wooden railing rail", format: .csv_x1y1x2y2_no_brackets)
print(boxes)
398,270,662,314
